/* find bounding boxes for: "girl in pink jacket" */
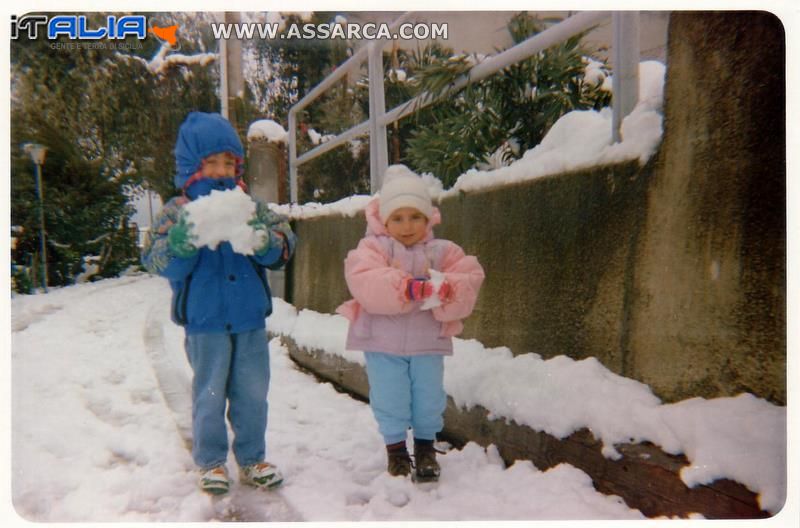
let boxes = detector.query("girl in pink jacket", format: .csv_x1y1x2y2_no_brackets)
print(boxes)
336,165,485,482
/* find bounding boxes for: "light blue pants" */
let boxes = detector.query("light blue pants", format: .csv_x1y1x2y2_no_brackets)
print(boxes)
185,328,270,470
364,352,447,445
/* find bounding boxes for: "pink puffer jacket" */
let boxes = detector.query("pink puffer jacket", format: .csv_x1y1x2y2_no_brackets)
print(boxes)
336,198,485,356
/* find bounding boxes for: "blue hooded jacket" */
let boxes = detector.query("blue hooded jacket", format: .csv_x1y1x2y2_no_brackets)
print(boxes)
141,112,296,335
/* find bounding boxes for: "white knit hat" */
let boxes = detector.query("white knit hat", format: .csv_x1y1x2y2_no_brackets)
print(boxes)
378,165,433,223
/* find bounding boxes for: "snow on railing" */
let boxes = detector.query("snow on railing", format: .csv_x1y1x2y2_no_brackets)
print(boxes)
287,11,640,203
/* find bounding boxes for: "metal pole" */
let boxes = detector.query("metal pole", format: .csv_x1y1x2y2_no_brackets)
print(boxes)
286,12,415,200
367,42,388,193
612,11,640,143
147,187,154,228
288,110,298,203
225,11,244,131
34,162,48,292
219,30,229,119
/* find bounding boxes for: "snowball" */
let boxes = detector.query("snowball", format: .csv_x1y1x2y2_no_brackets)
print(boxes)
420,269,445,310
183,187,265,255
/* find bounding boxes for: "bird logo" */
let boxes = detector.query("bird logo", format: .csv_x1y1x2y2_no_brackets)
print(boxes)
148,23,180,48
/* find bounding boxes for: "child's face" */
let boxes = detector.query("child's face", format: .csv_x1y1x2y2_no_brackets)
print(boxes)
201,152,237,179
385,207,428,247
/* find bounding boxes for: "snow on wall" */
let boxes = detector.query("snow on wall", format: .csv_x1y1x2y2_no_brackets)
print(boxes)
274,61,665,220
248,119,289,144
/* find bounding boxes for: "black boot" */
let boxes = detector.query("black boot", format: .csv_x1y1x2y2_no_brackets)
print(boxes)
413,439,441,482
386,441,412,477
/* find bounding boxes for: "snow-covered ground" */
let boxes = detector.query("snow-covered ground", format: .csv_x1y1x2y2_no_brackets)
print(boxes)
10,274,649,522
8,275,789,524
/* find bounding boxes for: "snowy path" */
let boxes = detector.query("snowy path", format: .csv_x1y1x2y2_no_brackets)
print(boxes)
11,275,645,521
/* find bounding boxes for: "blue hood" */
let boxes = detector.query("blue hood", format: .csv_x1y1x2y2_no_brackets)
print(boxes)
174,112,244,189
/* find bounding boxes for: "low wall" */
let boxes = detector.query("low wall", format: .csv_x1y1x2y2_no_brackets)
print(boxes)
282,335,767,519
289,159,656,379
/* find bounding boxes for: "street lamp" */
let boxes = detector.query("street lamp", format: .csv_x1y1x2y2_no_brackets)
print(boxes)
23,143,48,292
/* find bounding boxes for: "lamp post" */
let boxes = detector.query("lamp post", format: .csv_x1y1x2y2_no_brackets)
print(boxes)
24,143,48,292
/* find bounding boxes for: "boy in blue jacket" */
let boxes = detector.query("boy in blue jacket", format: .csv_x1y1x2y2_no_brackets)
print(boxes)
142,112,296,495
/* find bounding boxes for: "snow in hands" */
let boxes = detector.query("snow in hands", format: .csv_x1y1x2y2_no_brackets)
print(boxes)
183,187,266,255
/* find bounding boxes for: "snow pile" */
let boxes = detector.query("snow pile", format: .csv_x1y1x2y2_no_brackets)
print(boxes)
247,119,288,144
141,43,217,75
183,187,265,255
74,256,101,283
656,394,787,513
583,57,612,90
269,301,362,365
389,68,407,82
115,45,217,76
443,60,665,197
272,170,444,220
307,128,335,145
271,194,374,220
268,298,787,514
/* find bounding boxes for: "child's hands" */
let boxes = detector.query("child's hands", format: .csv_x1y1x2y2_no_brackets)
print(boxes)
168,212,199,258
437,281,453,303
404,277,434,302
249,218,285,256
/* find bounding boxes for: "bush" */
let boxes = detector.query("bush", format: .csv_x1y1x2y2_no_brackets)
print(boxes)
404,13,612,186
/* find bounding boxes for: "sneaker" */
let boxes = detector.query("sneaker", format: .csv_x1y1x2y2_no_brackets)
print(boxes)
386,442,412,477
240,461,284,490
413,440,441,482
199,466,231,495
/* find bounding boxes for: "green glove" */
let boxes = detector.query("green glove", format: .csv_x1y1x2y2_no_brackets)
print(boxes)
168,213,199,258
249,218,284,256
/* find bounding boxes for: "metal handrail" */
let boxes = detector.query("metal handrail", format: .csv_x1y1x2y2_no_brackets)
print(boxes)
288,12,413,202
287,11,639,203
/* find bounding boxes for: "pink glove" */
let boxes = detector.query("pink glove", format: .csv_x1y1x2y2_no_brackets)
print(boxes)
438,281,452,303
405,278,434,301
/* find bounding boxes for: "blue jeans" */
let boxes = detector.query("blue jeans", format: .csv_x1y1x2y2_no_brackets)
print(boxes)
185,329,270,470
364,352,447,445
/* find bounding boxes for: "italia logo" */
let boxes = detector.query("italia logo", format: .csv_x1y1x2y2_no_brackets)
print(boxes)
11,14,147,40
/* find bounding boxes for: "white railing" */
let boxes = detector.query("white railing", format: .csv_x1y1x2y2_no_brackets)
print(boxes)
288,11,639,203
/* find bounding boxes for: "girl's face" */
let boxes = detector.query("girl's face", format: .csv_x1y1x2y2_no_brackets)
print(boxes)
201,152,237,179
385,207,429,247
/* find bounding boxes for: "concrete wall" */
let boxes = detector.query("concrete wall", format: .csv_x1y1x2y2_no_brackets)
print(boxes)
285,12,785,405
625,12,786,404
248,140,290,298
246,141,287,205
